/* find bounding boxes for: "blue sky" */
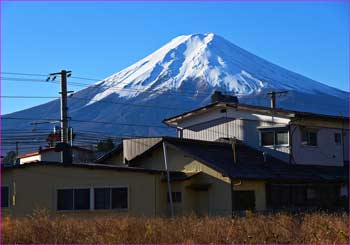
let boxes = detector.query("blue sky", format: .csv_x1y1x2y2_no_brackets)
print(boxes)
1,1,349,114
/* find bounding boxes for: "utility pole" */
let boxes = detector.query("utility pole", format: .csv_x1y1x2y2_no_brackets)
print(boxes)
47,70,73,163
15,142,19,157
230,137,237,218
267,91,288,109
162,141,174,218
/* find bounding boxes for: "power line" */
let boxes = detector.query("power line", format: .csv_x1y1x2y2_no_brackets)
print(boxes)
1,72,48,77
1,95,58,99
1,72,243,97
2,116,170,129
1,95,187,111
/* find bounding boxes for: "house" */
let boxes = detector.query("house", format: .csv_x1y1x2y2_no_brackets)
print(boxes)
17,146,95,164
163,101,349,166
2,162,168,217
2,99,349,217
3,137,347,217
96,136,349,214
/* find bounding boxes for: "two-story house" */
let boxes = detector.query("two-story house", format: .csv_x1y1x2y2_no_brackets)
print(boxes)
163,100,349,167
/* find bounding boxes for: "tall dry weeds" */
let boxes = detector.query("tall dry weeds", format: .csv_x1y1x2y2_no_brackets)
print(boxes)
1,210,349,244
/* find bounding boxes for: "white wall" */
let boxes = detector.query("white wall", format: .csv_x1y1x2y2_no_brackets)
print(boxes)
175,106,349,166
292,126,349,166
178,107,291,162
20,149,94,164
19,155,41,164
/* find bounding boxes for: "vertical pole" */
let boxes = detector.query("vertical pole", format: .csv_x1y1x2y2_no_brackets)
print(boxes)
231,179,234,218
162,141,174,218
15,141,19,157
230,137,237,164
270,91,276,109
230,138,237,218
60,70,68,144
69,127,73,146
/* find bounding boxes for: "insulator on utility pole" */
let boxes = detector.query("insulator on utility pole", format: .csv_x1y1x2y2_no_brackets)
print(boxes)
267,91,288,109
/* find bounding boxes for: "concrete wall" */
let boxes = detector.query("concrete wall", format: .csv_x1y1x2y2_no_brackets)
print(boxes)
291,121,349,166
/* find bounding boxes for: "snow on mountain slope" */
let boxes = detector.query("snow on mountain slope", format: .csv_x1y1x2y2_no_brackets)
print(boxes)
2,33,349,153
86,33,345,106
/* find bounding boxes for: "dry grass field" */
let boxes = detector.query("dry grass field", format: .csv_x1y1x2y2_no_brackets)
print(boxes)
1,211,349,244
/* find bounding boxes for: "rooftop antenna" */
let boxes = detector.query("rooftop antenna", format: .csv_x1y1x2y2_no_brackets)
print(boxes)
267,91,288,109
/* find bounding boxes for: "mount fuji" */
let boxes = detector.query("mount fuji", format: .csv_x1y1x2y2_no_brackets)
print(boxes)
2,33,349,147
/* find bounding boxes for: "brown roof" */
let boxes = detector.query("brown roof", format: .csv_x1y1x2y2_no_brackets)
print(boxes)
163,102,349,126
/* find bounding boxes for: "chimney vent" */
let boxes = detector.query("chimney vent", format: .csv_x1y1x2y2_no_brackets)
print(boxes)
211,91,238,103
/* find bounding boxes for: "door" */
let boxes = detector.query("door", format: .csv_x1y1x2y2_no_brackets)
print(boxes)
196,191,209,216
233,190,255,211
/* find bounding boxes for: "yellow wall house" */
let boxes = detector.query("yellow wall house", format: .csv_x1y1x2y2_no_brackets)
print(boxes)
2,137,347,217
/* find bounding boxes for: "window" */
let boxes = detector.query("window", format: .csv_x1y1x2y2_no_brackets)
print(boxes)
167,192,182,203
74,189,90,210
261,131,274,146
233,190,255,211
276,130,288,145
1,186,9,208
57,188,90,211
57,189,73,210
260,129,289,146
302,130,317,146
335,133,342,145
94,187,128,210
94,188,111,210
112,188,128,209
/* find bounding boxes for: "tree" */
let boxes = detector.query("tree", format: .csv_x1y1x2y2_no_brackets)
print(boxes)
96,138,115,152
2,151,17,165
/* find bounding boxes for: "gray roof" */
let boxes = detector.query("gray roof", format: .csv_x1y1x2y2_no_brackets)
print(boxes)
130,136,348,182
95,143,123,163
2,161,167,175
163,102,349,126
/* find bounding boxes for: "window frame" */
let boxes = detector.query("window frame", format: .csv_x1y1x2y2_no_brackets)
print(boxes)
56,187,91,212
1,186,10,208
167,191,182,203
93,186,129,211
259,128,289,147
301,129,318,147
275,130,289,146
56,186,129,212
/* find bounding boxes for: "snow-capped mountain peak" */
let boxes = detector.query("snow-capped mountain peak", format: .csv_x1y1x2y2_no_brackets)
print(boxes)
86,33,345,107
4,33,348,144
